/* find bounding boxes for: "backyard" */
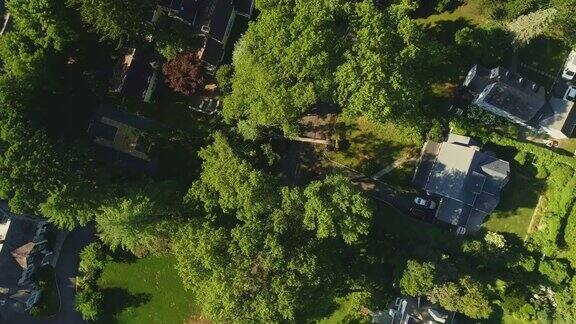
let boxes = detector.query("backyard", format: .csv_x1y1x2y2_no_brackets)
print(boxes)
97,255,198,324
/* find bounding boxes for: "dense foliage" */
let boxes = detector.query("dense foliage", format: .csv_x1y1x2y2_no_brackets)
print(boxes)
75,243,106,321
172,133,374,322
162,52,206,96
2,0,576,323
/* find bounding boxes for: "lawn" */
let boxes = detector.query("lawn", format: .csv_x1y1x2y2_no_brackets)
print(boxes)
417,1,486,27
318,296,365,324
326,116,422,176
97,254,198,324
483,171,542,239
559,138,576,156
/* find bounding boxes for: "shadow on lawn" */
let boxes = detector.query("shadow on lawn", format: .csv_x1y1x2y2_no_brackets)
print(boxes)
484,144,546,217
97,288,152,324
332,121,410,175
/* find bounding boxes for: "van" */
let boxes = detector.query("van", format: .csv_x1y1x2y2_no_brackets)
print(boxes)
562,50,576,80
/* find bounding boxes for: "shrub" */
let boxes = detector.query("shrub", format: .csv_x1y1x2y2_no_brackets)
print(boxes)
75,288,103,321
215,64,233,95
427,119,445,142
538,259,569,285
435,0,459,13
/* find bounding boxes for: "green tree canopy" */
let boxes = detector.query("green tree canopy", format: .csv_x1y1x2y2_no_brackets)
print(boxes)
303,174,374,244
400,260,436,297
428,277,492,319
7,0,77,51
66,0,153,42
96,181,183,257
174,133,370,322
335,0,441,124
221,0,346,138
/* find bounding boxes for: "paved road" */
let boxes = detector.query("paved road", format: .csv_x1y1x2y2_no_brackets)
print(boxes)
3,225,95,324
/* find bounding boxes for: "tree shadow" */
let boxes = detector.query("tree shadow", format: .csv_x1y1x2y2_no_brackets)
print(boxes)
97,288,152,324
412,0,462,19
106,248,138,264
483,144,546,216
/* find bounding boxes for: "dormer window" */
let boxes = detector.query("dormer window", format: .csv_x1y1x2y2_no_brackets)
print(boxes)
518,77,525,85
490,68,499,78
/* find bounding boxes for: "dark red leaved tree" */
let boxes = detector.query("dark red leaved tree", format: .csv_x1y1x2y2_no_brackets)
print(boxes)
162,52,206,96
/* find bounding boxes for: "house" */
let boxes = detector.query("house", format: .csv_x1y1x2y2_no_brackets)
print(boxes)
412,134,510,234
539,96,576,139
464,65,546,127
463,65,576,139
367,296,455,324
155,0,255,72
0,202,52,315
87,107,160,174
109,47,162,103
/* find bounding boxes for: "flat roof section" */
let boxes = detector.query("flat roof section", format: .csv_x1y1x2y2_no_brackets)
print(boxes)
425,142,476,201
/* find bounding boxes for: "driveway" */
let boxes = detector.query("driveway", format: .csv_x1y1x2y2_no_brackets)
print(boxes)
4,225,95,324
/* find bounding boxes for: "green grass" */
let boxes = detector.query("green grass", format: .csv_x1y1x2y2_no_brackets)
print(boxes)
318,296,364,324
559,138,576,156
483,171,543,239
327,116,422,176
97,254,198,324
480,140,548,239
417,2,486,27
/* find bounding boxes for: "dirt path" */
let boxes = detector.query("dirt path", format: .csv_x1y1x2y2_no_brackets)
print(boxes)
371,158,418,180
525,195,546,240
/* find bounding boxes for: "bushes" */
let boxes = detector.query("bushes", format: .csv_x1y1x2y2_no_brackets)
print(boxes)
75,242,106,321
434,0,460,13
529,164,576,255
538,259,570,285
400,260,436,297
75,288,103,322
426,120,445,142
564,205,576,265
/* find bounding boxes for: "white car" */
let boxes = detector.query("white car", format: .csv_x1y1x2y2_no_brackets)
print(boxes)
414,197,437,210
562,50,576,80
564,86,576,102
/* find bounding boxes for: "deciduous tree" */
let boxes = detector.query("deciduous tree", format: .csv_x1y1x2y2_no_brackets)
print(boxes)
303,174,374,244
95,181,182,257
162,52,206,96
400,260,436,297
66,0,153,42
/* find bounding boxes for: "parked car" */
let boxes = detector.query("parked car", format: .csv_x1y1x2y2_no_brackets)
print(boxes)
189,97,220,115
564,86,576,102
414,197,437,209
562,50,576,80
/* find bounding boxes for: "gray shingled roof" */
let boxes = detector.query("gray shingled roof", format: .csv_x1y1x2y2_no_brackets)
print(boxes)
415,135,510,232
464,65,546,123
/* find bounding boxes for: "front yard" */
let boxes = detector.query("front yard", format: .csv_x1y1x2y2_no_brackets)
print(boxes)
97,255,198,324
326,116,422,178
